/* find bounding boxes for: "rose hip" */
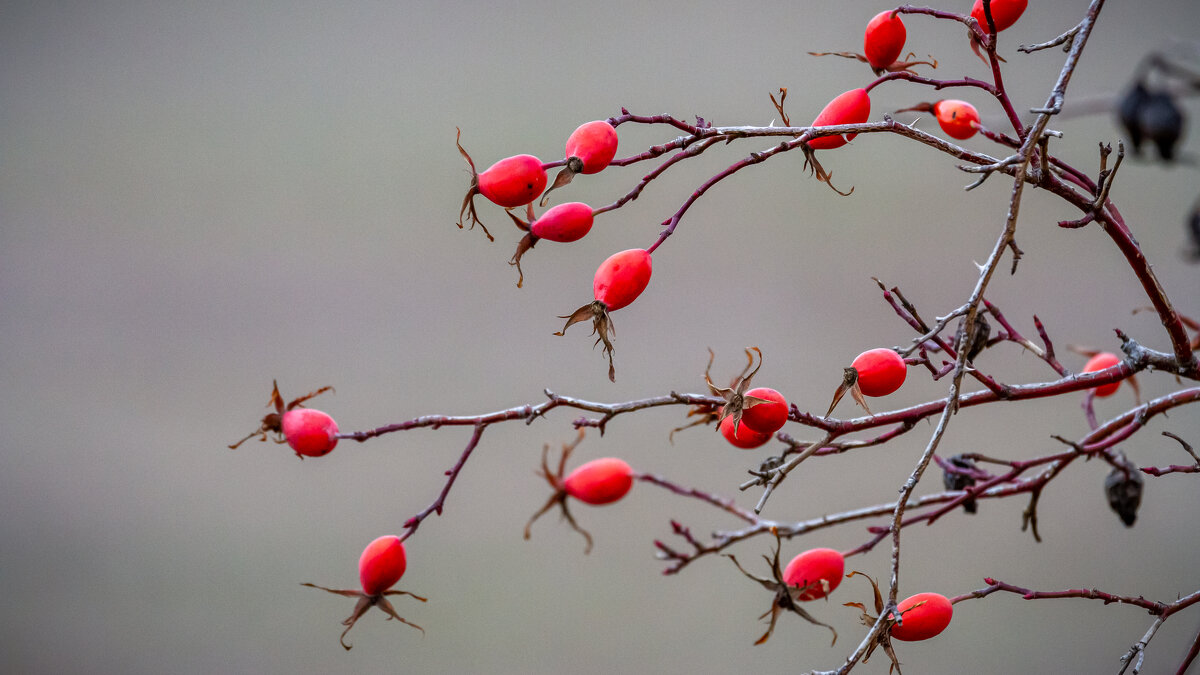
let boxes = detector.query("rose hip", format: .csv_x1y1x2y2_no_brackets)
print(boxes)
808,89,872,150
525,432,635,552
303,535,426,649
864,11,906,72
783,548,845,601
890,592,953,641
556,249,654,380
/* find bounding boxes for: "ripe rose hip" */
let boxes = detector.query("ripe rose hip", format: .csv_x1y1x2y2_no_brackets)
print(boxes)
229,381,336,459
933,99,981,140
864,10,906,71
593,248,653,311
476,154,548,208
456,128,549,240
556,249,654,381
359,535,408,596
740,387,788,435
566,121,619,175
507,201,597,287
853,348,907,397
971,0,1027,33
540,121,619,205
303,535,426,649
563,457,635,505
890,592,953,641
808,88,872,150
783,548,845,601
1082,352,1122,397
720,415,773,449
531,202,595,242
281,408,339,458
525,433,635,552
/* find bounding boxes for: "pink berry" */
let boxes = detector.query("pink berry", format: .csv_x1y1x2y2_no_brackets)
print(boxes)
281,408,339,458
1083,352,1122,397
565,121,619,174
809,89,872,150
740,387,789,435
783,548,845,601
933,100,981,140
358,535,408,597
890,592,953,641
971,0,1027,33
477,154,548,208
530,202,595,242
864,11,906,71
593,249,653,311
852,348,907,397
563,457,634,505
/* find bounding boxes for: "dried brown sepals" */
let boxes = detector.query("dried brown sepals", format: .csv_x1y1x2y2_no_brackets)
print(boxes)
523,431,594,552
506,204,540,288
842,571,904,674
455,127,493,241
807,50,937,76
555,300,618,382
301,583,427,650
826,367,871,417
802,145,854,196
229,380,335,449
538,157,583,207
704,347,772,435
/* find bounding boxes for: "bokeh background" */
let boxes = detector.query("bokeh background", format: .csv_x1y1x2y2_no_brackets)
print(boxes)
3,1,1198,673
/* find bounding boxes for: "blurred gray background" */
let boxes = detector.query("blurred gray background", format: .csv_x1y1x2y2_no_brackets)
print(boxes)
3,1,1198,673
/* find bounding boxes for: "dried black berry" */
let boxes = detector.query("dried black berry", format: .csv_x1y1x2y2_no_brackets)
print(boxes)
1117,81,1150,155
942,454,978,514
1104,456,1144,527
1137,91,1185,162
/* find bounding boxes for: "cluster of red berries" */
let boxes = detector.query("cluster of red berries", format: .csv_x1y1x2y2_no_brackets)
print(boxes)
812,1,1028,149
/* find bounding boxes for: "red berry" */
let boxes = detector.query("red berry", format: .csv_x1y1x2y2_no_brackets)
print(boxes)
864,11,906,71
565,121,619,175
741,387,789,435
530,202,594,242
971,0,1027,32
852,348,907,397
933,99,981,140
563,457,634,505
782,548,845,601
890,592,953,641
358,535,407,596
281,408,339,458
808,89,872,150
720,415,773,449
593,248,653,311
1083,352,1122,397
477,154,548,208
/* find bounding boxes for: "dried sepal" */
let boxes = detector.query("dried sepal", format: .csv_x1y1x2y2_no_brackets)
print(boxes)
705,347,770,434
508,207,538,288
538,157,583,207
301,583,426,650
455,127,493,241
842,571,904,674
770,88,791,126
808,50,936,75
523,431,596,553
229,380,334,449
826,367,871,417
555,300,617,381
802,144,854,196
